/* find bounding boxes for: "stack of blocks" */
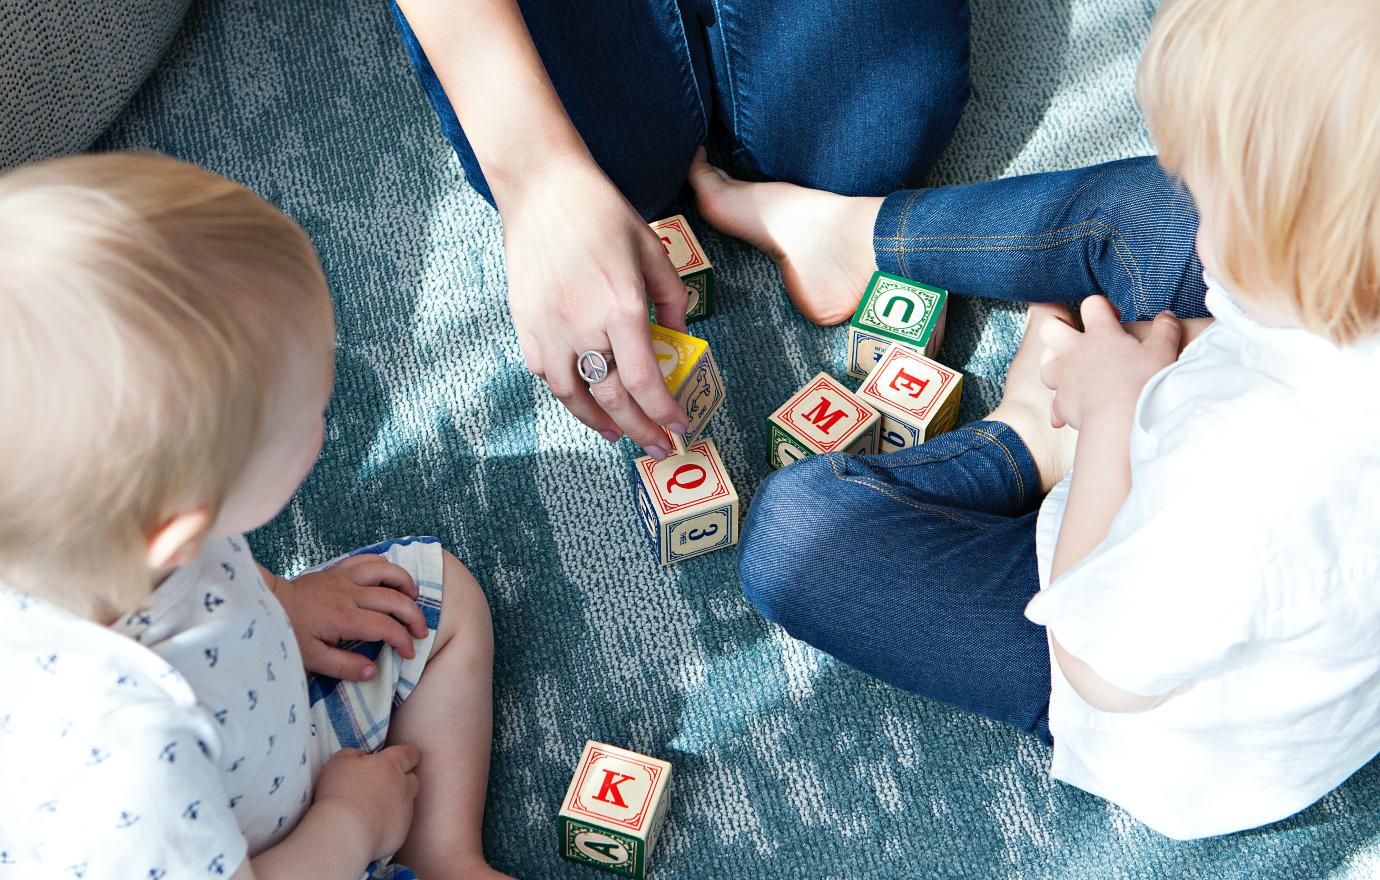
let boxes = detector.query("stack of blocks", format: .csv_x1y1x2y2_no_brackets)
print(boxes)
650,214,714,324
629,218,738,569
559,741,672,879
767,270,964,469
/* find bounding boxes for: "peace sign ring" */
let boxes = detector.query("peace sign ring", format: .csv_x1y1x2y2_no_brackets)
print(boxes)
577,350,616,384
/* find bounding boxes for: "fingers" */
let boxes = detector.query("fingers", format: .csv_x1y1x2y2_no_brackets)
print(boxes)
308,643,377,682
336,555,418,599
1079,295,1121,329
1146,310,1183,357
384,743,423,774
594,317,687,455
545,349,621,438
643,232,689,335
357,586,429,639
347,612,419,660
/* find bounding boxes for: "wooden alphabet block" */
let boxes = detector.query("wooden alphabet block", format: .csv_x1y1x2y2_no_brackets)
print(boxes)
558,741,672,879
651,214,714,324
855,343,963,453
649,324,724,454
766,372,880,469
846,270,949,379
632,438,739,566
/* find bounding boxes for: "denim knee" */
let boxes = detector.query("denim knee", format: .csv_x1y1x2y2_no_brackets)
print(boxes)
737,455,846,631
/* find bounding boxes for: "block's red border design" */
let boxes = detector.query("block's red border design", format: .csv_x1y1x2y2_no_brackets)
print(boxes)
780,376,873,452
861,347,958,421
565,746,666,832
638,440,731,515
655,217,707,273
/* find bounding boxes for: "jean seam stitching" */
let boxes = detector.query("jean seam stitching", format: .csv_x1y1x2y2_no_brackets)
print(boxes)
669,2,709,144
826,455,988,528
709,0,741,154
893,190,924,277
972,427,1028,506
874,218,1106,243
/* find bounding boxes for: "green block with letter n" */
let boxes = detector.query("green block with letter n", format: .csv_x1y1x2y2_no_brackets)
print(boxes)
559,816,645,879
847,270,948,378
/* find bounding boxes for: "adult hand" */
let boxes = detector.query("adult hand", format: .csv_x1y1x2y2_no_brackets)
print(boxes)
498,154,690,458
1039,296,1181,431
313,745,422,862
268,555,427,681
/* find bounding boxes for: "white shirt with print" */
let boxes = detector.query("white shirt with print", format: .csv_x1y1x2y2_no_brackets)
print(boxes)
1026,280,1380,839
0,536,313,879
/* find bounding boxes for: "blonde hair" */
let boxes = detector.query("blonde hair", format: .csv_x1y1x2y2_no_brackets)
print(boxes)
0,152,331,619
1138,0,1380,342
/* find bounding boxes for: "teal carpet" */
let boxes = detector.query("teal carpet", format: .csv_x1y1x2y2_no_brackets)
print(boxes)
96,0,1380,876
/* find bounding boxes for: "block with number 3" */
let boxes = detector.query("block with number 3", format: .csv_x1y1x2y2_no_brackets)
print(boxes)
650,324,724,454
558,740,672,879
632,438,739,565
766,372,880,469
846,270,949,379
855,343,963,453
650,214,714,324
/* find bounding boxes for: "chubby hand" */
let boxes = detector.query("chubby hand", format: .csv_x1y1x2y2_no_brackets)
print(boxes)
270,554,428,681
314,745,421,862
1039,297,1182,431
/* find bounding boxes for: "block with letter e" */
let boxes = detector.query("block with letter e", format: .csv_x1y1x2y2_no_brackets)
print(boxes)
766,372,880,469
650,324,724,454
855,343,963,453
650,214,714,324
846,270,949,379
632,438,739,566
559,740,673,879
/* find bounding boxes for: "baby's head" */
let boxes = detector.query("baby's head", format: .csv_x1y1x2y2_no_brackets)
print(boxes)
0,153,335,621
1139,0,1380,341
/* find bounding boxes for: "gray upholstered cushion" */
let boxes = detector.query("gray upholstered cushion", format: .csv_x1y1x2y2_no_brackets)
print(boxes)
0,0,189,169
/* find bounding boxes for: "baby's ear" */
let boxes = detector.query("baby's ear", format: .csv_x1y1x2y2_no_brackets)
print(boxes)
146,508,215,569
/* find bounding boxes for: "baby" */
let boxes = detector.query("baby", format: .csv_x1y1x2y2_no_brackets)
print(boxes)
0,153,511,878
697,0,1380,839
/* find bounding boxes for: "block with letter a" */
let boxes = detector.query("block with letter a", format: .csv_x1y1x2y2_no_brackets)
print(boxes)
855,342,963,454
766,372,880,469
631,438,739,566
846,270,949,379
649,324,724,455
559,740,673,879
650,214,715,324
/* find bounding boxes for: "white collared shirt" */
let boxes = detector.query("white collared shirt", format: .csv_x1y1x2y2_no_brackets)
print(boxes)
1025,280,1380,839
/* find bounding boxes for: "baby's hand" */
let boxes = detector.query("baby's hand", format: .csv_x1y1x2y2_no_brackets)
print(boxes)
273,554,428,681
1039,297,1182,431
314,745,421,862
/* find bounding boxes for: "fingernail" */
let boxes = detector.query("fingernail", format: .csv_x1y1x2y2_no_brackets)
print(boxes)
668,421,688,436
600,430,621,443
361,665,375,680
647,445,669,461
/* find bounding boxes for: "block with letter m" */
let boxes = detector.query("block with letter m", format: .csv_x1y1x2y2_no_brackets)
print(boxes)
766,372,880,469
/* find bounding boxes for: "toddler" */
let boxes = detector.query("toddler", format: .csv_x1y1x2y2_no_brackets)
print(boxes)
702,0,1380,838
0,153,512,878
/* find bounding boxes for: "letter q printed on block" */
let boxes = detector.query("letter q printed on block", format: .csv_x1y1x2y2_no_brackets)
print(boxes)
846,270,949,379
650,214,715,324
559,740,673,880
649,324,725,454
766,372,880,470
631,438,739,566
856,342,963,454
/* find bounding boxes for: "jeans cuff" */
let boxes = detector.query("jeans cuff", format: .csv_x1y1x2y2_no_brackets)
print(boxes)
873,188,927,277
968,419,1042,510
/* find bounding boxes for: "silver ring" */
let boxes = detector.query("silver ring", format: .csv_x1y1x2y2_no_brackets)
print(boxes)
577,350,616,384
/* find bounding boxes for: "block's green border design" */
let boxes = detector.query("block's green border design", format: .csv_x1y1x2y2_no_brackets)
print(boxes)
559,816,643,879
684,270,713,324
767,422,812,470
851,270,947,347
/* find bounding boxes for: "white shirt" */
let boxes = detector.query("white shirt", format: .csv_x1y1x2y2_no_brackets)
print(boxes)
1025,281,1380,839
0,536,313,879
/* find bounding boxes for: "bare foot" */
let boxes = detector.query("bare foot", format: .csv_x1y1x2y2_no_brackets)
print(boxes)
989,304,1080,493
688,148,883,326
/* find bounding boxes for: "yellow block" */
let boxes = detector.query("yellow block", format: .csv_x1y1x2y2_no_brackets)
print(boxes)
649,324,709,394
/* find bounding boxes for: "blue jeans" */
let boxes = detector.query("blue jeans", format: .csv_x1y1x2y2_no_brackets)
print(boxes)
739,422,1056,744
392,5,1206,318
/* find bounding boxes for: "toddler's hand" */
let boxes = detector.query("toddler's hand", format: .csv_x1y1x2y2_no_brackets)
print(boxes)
1039,297,1182,431
314,745,421,862
275,554,428,681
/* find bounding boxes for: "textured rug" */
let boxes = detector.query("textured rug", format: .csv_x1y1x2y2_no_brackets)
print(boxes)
96,0,1380,877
